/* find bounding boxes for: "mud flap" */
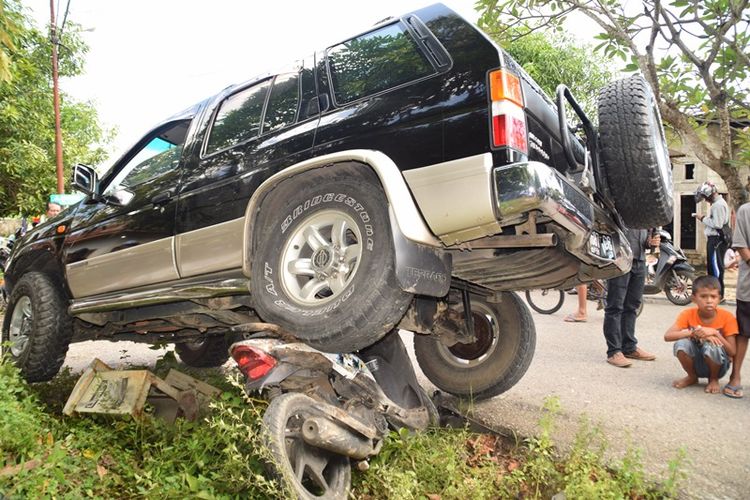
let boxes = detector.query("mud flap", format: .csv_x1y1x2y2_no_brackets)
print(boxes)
390,214,452,298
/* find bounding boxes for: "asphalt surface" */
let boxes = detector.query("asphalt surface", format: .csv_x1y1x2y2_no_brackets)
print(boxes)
57,295,748,499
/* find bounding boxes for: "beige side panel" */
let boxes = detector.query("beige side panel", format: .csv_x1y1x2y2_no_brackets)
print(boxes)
402,153,500,244
67,238,179,298
176,218,244,277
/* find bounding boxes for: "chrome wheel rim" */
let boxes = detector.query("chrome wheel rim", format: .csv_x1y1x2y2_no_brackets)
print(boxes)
280,210,363,306
668,274,692,303
437,302,499,368
8,296,32,357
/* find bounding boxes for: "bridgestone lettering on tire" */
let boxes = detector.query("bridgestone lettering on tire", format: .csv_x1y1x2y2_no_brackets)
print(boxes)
250,164,412,352
1,272,73,382
413,292,536,400
598,74,673,228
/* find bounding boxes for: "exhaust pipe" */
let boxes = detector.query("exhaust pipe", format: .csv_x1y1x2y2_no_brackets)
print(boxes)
301,416,377,460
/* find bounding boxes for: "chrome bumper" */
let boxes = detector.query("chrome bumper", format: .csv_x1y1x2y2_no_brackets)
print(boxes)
493,161,632,272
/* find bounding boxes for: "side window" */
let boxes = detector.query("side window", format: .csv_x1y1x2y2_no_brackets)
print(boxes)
263,72,300,133
105,120,189,193
327,22,434,104
205,80,271,155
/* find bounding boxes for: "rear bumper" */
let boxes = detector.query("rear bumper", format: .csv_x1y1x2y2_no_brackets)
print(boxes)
493,161,632,272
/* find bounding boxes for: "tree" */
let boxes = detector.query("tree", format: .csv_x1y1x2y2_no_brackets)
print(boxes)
476,0,750,208
0,0,109,217
488,28,615,119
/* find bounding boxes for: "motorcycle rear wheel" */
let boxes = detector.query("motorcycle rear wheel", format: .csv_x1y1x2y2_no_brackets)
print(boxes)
263,392,351,499
665,270,694,306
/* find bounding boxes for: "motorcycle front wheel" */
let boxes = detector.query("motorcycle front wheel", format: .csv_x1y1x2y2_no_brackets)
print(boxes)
665,270,694,306
263,392,351,499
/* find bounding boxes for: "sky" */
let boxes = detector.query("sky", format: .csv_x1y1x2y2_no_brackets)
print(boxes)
23,0,480,163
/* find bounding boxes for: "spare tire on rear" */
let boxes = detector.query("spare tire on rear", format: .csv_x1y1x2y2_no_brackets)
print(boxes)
598,74,673,229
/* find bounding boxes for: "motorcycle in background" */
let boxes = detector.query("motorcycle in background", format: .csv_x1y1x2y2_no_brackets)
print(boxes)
229,327,436,498
643,228,695,305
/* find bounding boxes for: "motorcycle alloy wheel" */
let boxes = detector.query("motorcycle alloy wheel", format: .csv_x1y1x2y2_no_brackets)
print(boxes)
262,392,351,499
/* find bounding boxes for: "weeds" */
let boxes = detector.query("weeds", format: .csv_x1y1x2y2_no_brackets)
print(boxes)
353,397,686,499
1,356,685,499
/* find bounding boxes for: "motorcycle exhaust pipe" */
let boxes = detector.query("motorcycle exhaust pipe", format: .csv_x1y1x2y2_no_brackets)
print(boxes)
301,416,377,460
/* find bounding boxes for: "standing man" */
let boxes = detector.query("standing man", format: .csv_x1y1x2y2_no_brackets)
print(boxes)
694,181,730,300
725,202,750,399
604,228,661,367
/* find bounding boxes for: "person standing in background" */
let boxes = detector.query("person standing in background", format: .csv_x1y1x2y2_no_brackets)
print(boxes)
603,228,661,367
724,201,750,399
694,181,730,300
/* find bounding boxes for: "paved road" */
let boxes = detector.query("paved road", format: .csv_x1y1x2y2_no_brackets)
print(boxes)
60,296,747,499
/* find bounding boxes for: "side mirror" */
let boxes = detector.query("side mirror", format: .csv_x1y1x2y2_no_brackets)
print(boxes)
72,164,100,200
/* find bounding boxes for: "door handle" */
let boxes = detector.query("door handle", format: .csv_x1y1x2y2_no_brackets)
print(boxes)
151,190,173,206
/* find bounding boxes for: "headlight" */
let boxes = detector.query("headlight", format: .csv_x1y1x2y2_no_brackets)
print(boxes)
667,255,677,264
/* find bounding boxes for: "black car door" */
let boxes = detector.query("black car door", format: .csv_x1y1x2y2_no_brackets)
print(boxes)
63,119,192,298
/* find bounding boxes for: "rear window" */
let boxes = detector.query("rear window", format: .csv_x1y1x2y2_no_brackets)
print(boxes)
205,80,271,155
327,22,434,104
262,72,300,133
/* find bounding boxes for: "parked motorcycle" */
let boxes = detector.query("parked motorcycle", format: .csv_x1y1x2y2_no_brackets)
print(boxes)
230,327,436,499
643,229,695,305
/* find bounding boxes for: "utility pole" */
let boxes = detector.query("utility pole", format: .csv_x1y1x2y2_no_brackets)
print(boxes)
50,0,64,194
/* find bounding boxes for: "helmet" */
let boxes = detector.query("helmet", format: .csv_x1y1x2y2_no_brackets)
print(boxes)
694,181,717,202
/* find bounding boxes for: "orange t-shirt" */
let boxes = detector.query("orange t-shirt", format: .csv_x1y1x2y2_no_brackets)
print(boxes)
674,307,739,337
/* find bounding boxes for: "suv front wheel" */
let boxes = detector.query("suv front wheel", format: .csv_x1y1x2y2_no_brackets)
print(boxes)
1,272,73,382
250,164,412,352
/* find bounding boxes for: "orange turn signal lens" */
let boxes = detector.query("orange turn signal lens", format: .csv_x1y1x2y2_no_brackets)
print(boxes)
489,69,524,107
56,225,67,234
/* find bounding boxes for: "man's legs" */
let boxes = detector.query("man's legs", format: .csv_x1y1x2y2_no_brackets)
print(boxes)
707,236,725,297
621,260,646,354
727,300,750,397
604,270,629,358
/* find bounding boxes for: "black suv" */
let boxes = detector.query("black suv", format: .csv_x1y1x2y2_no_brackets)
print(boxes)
2,4,672,399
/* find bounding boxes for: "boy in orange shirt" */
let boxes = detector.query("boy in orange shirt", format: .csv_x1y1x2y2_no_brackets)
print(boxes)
665,275,738,394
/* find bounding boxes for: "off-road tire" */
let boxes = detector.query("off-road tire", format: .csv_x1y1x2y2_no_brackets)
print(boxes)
598,74,673,228
250,164,412,352
1,272,73,382
413,291,536,400
263,392,351,499
174,335,230,367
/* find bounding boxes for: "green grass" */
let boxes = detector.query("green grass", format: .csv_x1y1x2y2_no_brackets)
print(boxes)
0,357,685,499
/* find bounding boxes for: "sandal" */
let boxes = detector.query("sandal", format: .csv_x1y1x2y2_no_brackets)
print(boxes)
564,314,587,323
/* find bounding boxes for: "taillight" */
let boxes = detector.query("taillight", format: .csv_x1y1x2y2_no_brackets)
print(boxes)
488,69,528,154
231,345,277,380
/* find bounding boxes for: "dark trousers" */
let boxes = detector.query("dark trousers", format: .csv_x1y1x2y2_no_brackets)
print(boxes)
706,235,726,298
603,259,646,357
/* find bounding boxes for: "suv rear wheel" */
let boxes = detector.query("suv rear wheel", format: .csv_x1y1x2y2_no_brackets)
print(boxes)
250,164,412,352
598,74,673,229
413,291,536,400
1,272,73,382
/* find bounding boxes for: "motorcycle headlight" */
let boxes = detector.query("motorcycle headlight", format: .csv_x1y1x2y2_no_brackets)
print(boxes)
667,255,677,264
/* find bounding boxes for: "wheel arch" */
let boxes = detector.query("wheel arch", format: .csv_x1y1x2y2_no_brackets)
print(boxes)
242,150,447,291
4,244,69,299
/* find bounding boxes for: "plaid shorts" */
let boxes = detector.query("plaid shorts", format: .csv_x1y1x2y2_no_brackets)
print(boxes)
673,338,730,378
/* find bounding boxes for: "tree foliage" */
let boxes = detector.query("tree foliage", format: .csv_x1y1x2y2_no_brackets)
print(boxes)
476,0,750,207
483,26,615,119
0,0,109,217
